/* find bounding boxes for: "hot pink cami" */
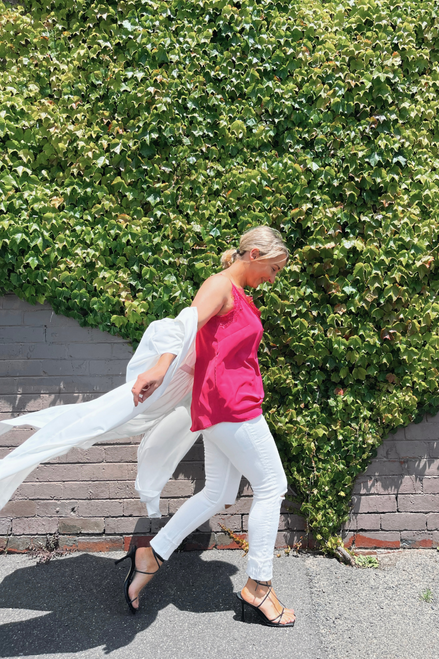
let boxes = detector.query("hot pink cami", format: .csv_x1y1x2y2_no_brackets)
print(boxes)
190,279,264,432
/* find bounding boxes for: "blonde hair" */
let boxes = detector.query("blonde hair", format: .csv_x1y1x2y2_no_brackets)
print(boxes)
221,226,289,269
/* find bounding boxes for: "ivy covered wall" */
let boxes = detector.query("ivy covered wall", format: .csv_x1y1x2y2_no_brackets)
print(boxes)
1,0,439,549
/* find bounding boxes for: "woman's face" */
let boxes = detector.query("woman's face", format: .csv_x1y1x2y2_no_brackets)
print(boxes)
246,249,287,288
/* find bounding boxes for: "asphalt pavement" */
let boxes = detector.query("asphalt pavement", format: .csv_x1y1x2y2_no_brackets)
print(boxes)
0,548,438,659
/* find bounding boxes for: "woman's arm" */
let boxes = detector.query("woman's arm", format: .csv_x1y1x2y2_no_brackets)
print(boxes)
132,275,231,406
191,275,232,330
131,352,177,406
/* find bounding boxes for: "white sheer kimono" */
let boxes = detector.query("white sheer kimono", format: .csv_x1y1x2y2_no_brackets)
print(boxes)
0,307,205,517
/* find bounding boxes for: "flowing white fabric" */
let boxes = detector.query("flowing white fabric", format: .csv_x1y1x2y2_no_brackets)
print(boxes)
0,307,201,517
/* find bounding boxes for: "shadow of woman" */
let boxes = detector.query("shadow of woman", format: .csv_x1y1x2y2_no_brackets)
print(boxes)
0,551,239,656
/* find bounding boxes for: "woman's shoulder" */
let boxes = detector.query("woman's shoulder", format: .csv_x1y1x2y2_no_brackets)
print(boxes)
200,273,233,294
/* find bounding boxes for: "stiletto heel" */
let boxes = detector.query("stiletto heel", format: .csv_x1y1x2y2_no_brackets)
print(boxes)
236,581,295,627
115,545,163,614
114,546,135,566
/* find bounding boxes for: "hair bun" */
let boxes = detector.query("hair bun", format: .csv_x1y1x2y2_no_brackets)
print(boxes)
220,248,237,269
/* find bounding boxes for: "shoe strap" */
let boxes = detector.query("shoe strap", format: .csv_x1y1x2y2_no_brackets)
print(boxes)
253,580,272,610
134,568,157,575
253,581,288,624
151,546,164,569
267,606,286,624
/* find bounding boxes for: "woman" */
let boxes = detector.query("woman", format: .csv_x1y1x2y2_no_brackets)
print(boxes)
118,226,296,627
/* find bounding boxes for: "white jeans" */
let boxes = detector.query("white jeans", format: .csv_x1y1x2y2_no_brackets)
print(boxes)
151,414,288,581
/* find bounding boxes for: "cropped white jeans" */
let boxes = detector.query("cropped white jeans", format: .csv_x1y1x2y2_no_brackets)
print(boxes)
150,414,288,581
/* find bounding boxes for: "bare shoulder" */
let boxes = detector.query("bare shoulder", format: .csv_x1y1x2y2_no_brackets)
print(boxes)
192,275,232,315
191,274,233,327
199,274,232,295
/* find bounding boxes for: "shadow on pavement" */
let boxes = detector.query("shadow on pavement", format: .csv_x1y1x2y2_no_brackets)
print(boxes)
0,551,239,656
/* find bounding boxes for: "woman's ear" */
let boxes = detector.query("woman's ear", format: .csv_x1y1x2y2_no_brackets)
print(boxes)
249,248,260,261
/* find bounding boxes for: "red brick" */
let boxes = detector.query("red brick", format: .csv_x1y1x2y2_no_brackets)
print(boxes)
57,536,79,549
423,478,439,494
398,494,439,513
381,513,426,531
426,513,439,530
77,536,123,552
352,495,397,514
58,518,104,534
354,532,400,549
215,532,247,550
123,535,154,552
12,517,58,535
400,531,433,549
0,500,36,517
4,536,43,552
342,533,355,549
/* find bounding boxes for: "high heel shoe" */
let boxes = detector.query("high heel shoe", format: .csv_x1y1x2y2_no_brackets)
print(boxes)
236,581,295,627
114,545,163,614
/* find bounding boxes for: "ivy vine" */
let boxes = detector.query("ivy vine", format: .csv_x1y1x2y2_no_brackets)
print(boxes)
1,0,439,549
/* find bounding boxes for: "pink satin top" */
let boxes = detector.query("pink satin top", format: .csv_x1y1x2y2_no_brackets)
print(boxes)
190,279,264,432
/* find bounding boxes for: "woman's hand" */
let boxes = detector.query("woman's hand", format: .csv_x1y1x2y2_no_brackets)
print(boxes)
131,353,176,406
131,367,165,406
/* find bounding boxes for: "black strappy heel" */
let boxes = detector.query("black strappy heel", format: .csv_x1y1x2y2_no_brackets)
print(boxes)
114,545,163,614
236,580,295,627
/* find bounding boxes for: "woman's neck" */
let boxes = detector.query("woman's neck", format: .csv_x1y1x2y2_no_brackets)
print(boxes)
225,261,250,289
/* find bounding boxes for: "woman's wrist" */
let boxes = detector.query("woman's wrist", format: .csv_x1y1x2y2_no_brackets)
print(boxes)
150,353,177,378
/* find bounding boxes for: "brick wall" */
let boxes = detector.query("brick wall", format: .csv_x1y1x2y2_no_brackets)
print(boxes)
0,293,304,553
342,419,439,550
1,293,438,553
